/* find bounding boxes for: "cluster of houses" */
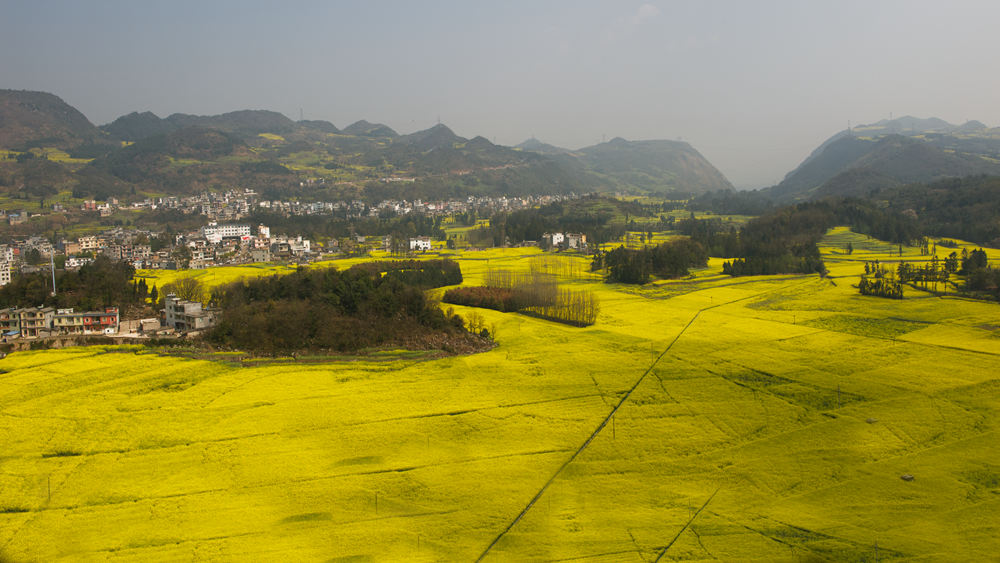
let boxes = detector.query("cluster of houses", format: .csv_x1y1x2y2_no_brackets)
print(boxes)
2,189,577,224
0,293,221,341
541,232,588,250
0,307,119,339
0,188,591,280
0,188,595,340
0,222,322,283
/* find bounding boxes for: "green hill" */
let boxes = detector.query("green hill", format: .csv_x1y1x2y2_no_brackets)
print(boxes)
0,89,108,150
101,111,177,142
86,127,289,195
164,110,297,137
342,120,398,138
771,117,1000,201
296,119,340,134
575,137,734,195
515,138,572,155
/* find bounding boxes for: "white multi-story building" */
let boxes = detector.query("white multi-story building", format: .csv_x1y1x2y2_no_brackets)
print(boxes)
0,261,10,287
200,223,252,244
66,256,94,269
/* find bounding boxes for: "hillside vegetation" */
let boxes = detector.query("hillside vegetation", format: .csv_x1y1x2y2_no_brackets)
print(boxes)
771,116,1000,201
0,90,734,204
0,90,109,151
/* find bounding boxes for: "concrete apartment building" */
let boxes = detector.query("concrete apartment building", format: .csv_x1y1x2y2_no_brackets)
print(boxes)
163,294,218,331
0,307,119,337
51,308,120,335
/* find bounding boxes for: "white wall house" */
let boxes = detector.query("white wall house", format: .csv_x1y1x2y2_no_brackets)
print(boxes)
409,236,432,251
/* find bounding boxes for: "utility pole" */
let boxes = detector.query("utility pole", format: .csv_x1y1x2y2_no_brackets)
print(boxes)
49,253,56,296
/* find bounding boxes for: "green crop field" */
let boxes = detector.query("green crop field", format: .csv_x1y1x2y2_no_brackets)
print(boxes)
2,230,998,561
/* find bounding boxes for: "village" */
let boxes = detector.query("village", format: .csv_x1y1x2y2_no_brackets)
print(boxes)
1,190,586,276
0,190,590,342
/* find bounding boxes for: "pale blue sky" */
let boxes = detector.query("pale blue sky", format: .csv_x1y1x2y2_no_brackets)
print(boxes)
3,1,999,188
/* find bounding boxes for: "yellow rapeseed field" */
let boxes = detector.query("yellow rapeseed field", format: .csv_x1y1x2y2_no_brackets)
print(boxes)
1,229,998,561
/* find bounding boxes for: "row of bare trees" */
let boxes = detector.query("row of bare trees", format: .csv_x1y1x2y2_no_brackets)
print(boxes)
481,268,598,326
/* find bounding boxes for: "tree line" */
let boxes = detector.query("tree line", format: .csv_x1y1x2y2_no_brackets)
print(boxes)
872,175,1000,246
443,268,598,326
462,195,655,247
674,199,922,277
858,248,998,300
0,255,147,313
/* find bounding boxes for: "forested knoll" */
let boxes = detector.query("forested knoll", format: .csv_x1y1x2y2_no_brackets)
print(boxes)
206,260,487,356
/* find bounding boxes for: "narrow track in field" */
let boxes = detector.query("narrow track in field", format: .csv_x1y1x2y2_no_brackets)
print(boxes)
474,281,806,561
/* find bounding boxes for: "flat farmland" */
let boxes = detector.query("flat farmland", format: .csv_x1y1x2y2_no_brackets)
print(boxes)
1,231,998,561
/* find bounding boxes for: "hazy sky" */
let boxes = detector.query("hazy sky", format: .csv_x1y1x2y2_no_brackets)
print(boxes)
3,1,999,188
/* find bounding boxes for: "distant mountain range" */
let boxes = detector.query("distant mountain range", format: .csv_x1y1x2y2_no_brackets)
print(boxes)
0,89,733,202
768,116,1000,201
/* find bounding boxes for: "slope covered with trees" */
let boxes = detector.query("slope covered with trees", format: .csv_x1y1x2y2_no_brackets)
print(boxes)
206,260,487,355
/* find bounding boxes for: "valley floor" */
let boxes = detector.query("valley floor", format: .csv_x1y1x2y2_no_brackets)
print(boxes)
1,229,998,561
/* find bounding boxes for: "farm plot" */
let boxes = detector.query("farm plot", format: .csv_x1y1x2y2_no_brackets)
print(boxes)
1,234,998,561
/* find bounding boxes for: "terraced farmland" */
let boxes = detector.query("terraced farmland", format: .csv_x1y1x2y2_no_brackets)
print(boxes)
1,232,998,561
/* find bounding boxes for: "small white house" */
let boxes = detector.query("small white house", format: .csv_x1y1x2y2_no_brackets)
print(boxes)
541,232,565,249
409,236,432,251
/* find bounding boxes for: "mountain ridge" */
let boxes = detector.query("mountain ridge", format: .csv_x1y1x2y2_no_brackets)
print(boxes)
0,88,734,201
769,116,1000,201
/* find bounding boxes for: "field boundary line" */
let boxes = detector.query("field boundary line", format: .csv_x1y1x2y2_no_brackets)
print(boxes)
474,280,810,561
653,488,719,562
474,309,704,562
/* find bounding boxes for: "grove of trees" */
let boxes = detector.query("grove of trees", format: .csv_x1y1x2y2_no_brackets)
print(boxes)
206,260,483,356
592,238,708,284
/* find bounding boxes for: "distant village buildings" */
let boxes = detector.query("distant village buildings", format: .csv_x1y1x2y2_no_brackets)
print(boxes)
541,232,587,251
0,190,587,342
